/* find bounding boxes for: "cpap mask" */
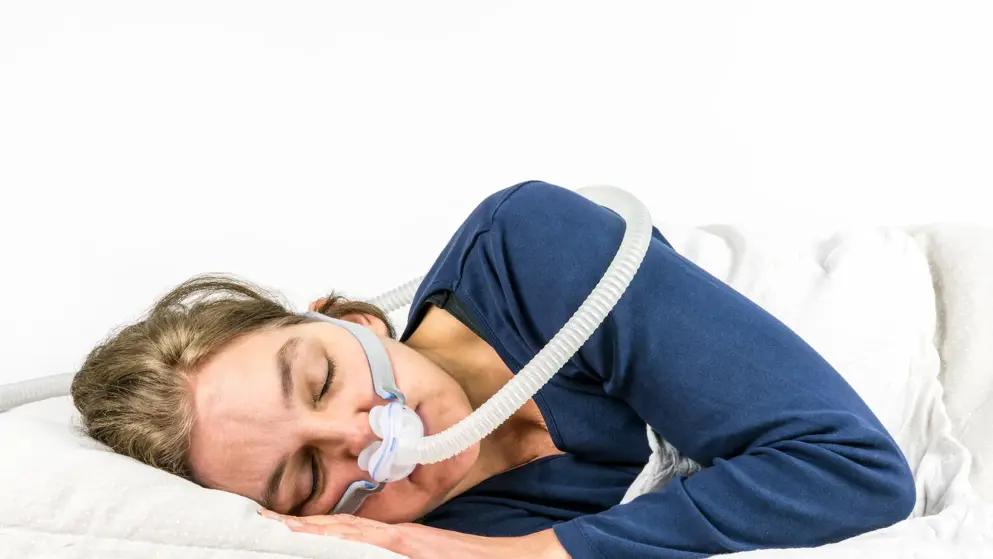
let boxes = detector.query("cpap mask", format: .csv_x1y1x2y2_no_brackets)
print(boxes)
300,312,426,514
0,186,655,518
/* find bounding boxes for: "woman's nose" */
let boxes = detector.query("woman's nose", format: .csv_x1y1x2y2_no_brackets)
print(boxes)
310,413,379,458
344,416,379,457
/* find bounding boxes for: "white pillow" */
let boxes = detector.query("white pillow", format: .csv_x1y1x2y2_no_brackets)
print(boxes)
0,398,403,558
907,225,993,503
661,224,940,443
653,223,966,518
0,224,955,557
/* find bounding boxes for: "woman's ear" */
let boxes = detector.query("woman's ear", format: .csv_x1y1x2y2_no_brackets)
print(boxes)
308,298,330,312
308,295,394,338
336,312,390,337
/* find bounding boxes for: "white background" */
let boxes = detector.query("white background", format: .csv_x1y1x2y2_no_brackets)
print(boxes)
1,1,990,384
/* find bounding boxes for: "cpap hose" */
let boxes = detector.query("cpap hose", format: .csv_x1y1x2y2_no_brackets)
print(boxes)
390,185,654,467
366,276,426,315
0,373,75,413
0,280,426,414
0,183,654,475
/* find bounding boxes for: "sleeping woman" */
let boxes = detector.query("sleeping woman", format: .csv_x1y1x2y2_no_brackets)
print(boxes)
70,181,915,558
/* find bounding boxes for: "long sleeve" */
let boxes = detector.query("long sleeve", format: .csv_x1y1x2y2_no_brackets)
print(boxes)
473,182,916,558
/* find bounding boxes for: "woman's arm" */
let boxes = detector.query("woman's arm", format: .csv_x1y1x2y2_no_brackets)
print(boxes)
264,511,569,558
468,182,915,558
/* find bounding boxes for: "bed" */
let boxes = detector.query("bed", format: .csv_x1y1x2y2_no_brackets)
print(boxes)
2,221,991,558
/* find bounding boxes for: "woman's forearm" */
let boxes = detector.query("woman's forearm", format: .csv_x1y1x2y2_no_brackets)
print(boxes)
400,525,570,559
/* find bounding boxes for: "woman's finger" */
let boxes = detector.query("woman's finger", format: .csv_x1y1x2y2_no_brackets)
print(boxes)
258,509,335,525
286,521,351,538
278,514,358,527
260,510,407,552
292,520,406,551
305,513,364,525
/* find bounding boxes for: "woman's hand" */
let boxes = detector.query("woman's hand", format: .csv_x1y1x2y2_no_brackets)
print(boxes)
260,510,570,559
262,510,409,552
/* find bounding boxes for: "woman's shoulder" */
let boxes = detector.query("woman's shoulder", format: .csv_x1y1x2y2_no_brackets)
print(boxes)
486,180,586,222
469,180,587,228
471,181,612,255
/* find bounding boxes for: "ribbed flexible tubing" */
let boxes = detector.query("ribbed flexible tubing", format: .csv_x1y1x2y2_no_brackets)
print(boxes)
398,185,654,465
367,276,426,315
0,372,74,412
0,282,427,413
0,186,652,428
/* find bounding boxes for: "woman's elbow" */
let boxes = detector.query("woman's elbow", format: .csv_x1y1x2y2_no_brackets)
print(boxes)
846,434,917,531
787,428,916,544
876,443,917,523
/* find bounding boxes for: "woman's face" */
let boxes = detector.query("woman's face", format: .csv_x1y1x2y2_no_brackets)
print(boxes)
186,314,478,523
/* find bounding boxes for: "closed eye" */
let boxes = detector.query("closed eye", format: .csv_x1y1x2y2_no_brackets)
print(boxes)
309,451,322,504
316,358,335,401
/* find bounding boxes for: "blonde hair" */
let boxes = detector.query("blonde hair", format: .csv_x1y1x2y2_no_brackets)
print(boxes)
70,274,394,481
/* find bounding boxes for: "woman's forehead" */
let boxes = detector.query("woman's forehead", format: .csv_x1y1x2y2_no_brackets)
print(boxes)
186,328,300,493
191,328,297,422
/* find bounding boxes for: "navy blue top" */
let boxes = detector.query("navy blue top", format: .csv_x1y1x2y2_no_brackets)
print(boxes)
399,181,915,558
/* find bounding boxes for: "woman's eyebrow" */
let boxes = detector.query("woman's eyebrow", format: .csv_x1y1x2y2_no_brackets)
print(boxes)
262,336,303,510
277,337,302,408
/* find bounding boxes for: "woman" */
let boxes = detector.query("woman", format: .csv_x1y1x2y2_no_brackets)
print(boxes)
70,181,915,558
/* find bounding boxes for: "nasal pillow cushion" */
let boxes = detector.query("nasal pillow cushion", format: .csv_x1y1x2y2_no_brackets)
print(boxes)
301,314,426,483
360,402,425,483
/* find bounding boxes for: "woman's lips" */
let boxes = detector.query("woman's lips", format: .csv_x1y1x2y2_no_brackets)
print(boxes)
406,404,427,484
415,404,429,435
408,463,422,484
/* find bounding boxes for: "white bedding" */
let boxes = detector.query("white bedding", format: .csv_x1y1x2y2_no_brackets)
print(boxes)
2,223,992,558
626,223,993,557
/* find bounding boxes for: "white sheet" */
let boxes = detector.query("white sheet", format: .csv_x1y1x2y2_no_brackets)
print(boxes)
2,223,992,558
908,225,993,503
625,223,993,557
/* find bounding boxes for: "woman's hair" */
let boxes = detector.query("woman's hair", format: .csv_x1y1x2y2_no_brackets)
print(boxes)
69,274,394,481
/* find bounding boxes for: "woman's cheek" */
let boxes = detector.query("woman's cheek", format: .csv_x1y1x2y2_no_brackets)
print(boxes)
359,481,433,523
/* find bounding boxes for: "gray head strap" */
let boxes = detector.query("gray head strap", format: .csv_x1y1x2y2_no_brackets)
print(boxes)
302,311,403,515
330,480,385,515
302,312,405,405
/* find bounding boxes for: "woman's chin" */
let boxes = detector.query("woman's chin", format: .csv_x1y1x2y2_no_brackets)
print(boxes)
357,401,476,522
359,445,477,523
